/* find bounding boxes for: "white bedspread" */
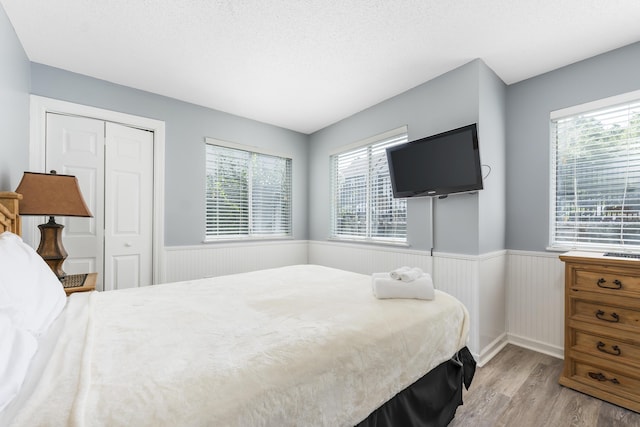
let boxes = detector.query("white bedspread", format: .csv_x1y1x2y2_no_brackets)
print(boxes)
8,265,469,427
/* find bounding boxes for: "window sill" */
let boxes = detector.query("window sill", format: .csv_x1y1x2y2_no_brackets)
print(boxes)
547,245,640,255
327,237,410,248
203,235,294,244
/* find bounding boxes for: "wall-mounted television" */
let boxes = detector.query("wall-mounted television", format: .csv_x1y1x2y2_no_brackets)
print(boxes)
386,123,483,198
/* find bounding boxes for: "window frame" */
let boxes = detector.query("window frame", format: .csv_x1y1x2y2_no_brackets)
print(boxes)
329,126,408,245
205,138,293,242
549,89,640,252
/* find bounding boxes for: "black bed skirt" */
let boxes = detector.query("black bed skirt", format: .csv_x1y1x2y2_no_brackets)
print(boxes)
356,346,476,427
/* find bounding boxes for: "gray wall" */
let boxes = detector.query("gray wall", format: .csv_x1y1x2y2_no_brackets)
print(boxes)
0,6,30,190
309,59,507,255
29,64,310,246
506,42,640,251
6,0,639,255
478,61,507,254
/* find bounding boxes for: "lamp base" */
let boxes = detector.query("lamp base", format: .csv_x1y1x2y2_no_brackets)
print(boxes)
37,216,68,280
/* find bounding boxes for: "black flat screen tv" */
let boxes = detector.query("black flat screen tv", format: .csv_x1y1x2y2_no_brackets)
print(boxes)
386,123,483,198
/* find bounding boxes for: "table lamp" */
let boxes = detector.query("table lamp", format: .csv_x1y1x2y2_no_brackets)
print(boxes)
15,171,93,280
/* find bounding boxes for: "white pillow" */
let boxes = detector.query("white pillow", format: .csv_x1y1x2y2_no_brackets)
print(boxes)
0,232,66,336
0,313,38,412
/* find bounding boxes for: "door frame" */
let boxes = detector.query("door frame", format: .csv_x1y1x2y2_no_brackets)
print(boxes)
28,95,166,285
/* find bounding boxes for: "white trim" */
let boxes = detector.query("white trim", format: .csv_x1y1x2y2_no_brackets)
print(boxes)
549,91,640,252
328,125,408,156
168,238,306,251
547,243,640,255
312,239,429,256
548,118,557,250
477,333,508,367
205,136,293,160
476,249,508,261
550,89,640,120
309,242,514,260
431,251,478,261
507,333,564,360
202,236,294,244
432,249,507,261
204,138,293,241
28,95,166,284
511,249,564,258
326,236,410,248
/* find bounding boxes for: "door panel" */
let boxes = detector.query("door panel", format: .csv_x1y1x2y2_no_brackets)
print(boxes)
45,113,105,285
104,122,153,290
111,255,140,290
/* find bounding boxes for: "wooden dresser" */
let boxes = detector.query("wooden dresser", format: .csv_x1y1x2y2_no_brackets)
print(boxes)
560,251,640,412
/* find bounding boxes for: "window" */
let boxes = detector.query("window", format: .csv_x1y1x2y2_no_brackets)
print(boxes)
330,127,408,243
205,139,292,240
551,92,640,250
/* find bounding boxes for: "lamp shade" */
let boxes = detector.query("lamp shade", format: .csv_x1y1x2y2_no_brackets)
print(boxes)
15,172,93,217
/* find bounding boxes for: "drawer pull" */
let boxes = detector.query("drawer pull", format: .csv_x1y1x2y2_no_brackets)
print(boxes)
596,341,621,356
595,310,620,323
597,278,623,289
588,371,620,384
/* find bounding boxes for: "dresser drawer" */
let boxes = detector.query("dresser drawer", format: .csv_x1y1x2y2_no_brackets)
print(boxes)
572,299,640,334
561,251,640,411
574,269,640,296
572,329,640,370
572,360,640,404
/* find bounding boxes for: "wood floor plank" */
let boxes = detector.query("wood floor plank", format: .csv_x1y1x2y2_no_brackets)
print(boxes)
448,385,510,427
545,386,602,427
451,344,640,426
477,345,552,398
597,402,640,427
495,361,563,427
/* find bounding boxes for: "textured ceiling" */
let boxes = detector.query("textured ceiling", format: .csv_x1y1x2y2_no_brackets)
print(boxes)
2,0,640,134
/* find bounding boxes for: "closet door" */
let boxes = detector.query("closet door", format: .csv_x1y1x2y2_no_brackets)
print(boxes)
45,113,154,290
45,113,105,283
103,122,154,290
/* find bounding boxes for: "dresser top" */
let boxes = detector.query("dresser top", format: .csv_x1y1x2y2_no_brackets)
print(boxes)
560,250,640,266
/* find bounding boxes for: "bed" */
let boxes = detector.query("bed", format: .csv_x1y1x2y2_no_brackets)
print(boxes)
0,191,21,235
0,191,475,427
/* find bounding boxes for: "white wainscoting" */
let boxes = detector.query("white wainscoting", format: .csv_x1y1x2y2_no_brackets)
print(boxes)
506,250,565,359
479,253,508,364
432,251,509,366
162,239,308,283
309,241,509,365
308,240,434,275
431,253,481,356
162,239,566,364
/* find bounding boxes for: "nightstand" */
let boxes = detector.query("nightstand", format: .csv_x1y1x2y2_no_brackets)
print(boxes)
62,272,97,296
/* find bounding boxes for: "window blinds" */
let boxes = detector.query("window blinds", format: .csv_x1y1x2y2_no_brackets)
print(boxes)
551,99,640,249
331,130,407,243
206,143,292,239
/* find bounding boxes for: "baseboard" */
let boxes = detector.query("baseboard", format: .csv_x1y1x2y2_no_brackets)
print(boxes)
507,333,564,360
475,334,563,368
477,333,509,367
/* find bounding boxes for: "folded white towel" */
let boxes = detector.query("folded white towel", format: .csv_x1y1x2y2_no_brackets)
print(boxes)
371,272,435,300
398,267,424,282
389,266,411,280
389,266,424,282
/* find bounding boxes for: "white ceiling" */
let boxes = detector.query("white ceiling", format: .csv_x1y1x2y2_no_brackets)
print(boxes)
3,1,640,134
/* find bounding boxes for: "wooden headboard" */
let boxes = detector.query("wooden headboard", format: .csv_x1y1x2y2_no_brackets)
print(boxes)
0,191,22,235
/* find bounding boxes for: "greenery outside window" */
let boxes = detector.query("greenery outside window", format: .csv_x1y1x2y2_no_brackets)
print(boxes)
550,91,640,250
330,127,408,244
205,139,292,240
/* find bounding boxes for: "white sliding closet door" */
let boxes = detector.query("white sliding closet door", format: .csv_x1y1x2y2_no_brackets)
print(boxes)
45,113,154,290
104,122,153,290
46,113,105,282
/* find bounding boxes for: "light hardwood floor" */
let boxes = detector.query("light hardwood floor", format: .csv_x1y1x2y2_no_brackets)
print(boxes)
449,344,640,427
